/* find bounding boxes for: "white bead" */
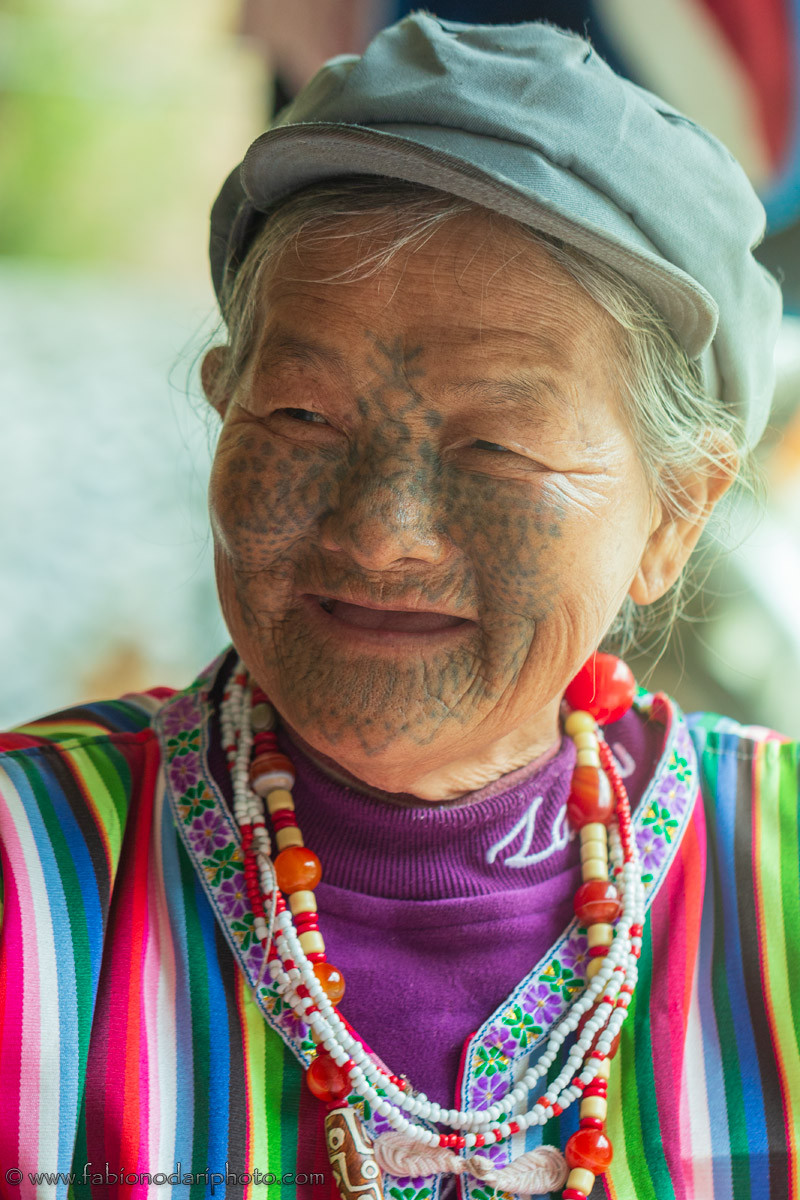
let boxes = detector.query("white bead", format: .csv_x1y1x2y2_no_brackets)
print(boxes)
564,711,595,736
251,702,276,731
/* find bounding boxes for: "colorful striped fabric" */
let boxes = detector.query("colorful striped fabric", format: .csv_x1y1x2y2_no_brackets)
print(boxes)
0,650,797,1199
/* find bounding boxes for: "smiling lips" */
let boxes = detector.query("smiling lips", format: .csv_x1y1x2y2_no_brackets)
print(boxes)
313,595,470,634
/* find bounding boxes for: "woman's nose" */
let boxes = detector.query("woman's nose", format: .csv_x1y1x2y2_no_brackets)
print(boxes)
318,457,449,570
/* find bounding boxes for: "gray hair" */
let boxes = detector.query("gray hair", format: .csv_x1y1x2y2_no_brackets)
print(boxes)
211,176,753,655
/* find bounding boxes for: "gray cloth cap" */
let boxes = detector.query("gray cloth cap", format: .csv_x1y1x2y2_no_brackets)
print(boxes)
210,14,782,446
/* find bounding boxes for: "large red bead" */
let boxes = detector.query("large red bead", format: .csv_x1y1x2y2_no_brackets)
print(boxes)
566,767,615,828
565,654,636,725
574,880,621,925
313,960,346,1005
274,846,322,893
565,1127,614,1172
306,1052,350,1104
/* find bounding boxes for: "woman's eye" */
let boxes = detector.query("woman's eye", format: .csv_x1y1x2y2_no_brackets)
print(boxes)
472,438,512,453
276,407,329,424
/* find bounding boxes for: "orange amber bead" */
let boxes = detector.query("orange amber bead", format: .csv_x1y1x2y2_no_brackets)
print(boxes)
565,1128,614,1172
274,846,322,893
249,752,295,793
313,960,346,1005
306,1051,350,1104
566,767,615,828
574,880,621,925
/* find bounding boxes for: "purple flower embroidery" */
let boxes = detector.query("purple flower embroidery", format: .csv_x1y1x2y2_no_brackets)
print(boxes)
560,933,589,974
188,810,229,857
480,1142,510,1168
637,827,667,874
472,1071,509,1109
493,1030,519,1060
371,1107,398,1138
162,695,202,739
522,982,563,1027
217,874,248,920
170,751,200,793
279,1007,308,1043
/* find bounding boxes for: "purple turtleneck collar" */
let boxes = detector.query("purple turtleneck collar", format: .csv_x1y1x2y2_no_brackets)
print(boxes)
279,724,579,899
258,705,666,1105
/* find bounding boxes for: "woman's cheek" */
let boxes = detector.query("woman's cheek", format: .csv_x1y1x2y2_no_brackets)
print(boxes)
209,424,332,562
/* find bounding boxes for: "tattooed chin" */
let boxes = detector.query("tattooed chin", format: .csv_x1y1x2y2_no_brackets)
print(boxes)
268,621,508,749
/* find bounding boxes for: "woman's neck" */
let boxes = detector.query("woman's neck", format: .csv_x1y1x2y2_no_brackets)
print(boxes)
281,719,563,807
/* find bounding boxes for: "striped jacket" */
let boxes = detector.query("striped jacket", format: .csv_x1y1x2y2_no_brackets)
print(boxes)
0,650,797,1200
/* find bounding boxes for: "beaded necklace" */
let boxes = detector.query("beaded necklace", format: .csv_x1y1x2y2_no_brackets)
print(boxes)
220,653,645,1199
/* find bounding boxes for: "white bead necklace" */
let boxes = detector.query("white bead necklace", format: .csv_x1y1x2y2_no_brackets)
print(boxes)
220,660,646,1194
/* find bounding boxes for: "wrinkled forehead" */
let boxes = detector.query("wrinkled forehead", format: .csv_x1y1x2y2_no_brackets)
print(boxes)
251,208,625,386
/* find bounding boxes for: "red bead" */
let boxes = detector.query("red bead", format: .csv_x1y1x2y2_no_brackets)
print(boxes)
574,880,622,925
567,767,615,828
270,810,298,832
564,654,636,725
274,846,322,893
563,1191,589,1200
473,1134,485,1148
294,914,320,934
313,961,346,1005
588,944,610,958
580,1117,604,1130
565,1127,614,1172
306,1052,350,1104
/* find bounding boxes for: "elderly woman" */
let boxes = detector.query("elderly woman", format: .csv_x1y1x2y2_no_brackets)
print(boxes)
0,15,795,1200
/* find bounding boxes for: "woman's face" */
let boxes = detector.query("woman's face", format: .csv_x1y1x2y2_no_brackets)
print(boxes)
207,210,658,794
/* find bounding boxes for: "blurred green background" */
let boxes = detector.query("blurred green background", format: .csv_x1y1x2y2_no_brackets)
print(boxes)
0,0,263,720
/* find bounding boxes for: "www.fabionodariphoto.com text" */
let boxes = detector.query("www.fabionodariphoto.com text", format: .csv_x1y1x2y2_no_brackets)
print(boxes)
4,1164,326,1191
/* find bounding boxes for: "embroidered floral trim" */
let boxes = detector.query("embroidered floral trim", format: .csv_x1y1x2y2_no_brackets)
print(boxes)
157,656,698,1200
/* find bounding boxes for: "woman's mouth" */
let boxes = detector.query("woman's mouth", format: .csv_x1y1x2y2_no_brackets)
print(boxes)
304,594,474,642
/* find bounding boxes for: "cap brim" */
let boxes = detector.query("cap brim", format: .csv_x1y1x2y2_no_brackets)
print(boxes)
236,122,719,359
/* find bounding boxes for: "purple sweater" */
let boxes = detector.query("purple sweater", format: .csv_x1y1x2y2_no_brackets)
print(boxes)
278,710,664,1107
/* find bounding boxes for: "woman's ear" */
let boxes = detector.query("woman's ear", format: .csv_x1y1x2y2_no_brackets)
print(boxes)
200,345,232,419
629,435,740,606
